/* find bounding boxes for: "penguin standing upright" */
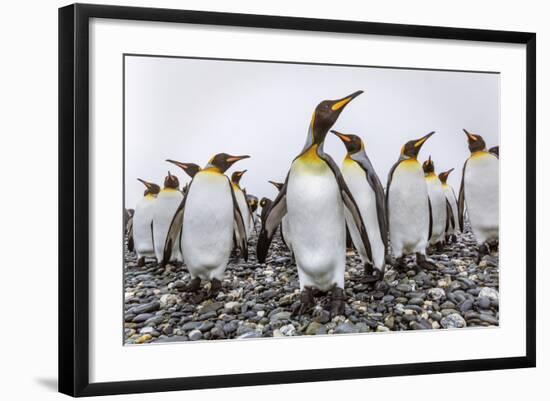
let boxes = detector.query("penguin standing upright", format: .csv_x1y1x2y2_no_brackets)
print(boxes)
331,130,387,280
133,179,160,267
163,153,249,297
386,132,436,270
257,90,371,317
438,169,459,243
231,170,252,238
268,180,293,255
459,129,499,260
422,156,447,251
152,171,184,266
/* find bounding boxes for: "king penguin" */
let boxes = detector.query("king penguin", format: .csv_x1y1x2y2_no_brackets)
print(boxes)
133,178,160,267
257,90,371,317
438,168,459,243
231,170,253,238
152,171,184,266
386,132,437,270
268,180,293,255
422,156,447,251
331,130,387,280
163,153,249,298
459,129,499,260
489,146,499,159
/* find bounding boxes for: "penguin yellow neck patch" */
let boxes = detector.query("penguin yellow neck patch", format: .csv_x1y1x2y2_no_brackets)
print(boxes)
470,150,489,160
202,167,222,175
144,193,156,200
294,145,327,173
425,172,437,180
162,188,178,193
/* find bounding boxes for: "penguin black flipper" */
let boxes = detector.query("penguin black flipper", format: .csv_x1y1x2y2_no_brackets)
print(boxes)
127,217,134,252
319,152,373,261
162,190,189,266
458,160,468,232
427,197,433,241
257,179,289,263
445,198,455,231
228,177,248,262
385,160,400,230
353,155,388,249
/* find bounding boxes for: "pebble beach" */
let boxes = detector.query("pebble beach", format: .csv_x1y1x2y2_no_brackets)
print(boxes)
124,222,499,344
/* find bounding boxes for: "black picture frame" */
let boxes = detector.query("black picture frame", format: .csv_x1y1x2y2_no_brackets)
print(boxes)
59,3,536,397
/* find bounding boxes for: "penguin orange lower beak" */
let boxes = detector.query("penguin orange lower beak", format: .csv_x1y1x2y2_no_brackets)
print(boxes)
226,155,250,163
414,131,435,150
331,130,351,142
463,128,478,142
167,159,192,171
331,90,364,111
137,178,152,189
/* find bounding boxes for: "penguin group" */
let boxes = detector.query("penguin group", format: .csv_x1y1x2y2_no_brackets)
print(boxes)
126,90,499,318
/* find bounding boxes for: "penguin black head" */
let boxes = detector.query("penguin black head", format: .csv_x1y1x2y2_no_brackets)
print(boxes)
163,171,179,189
205,153,250,173
401,131,435,159
246,194,259,213
268,180,284,192
438,168,454,184
489,146,499,158
331,130,363,155
422,156,435,174
463,129,487,153
308,90,363,145
166,160,201,178
137,178,160,196
259,197,272,209
231,170,247,185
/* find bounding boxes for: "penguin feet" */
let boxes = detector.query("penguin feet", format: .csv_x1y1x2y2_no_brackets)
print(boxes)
330,287,345,318
416,253,437,271
363,263,382,283
184,277,201,293
207,278,222,299
450,234,458,243
137,257,146,267
435,241,444,253
477,244,490,264
395,257,408,271
292,287,315,316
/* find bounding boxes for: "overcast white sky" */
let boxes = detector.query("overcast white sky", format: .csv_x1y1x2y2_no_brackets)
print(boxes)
124,55,499,208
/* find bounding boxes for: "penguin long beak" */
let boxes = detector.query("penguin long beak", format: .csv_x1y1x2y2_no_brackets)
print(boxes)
226,155,250,163
463,128,477,142
268,180,284,191
414,131,435,149
331,90,364,111
330,130,351,142
137,178,152,189
166,159,192,171
447,168,455,174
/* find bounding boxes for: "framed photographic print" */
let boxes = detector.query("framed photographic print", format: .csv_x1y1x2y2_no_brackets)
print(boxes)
58,3,536,397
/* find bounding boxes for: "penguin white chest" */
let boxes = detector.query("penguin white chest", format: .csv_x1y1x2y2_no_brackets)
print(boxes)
233,187,251,238
287,158,345,291
133,196,156,257
464,153,499,244
341,160,385,270
425,175,447,244
181,172,234,279
388,160,430,256
443,185,459,234
153,190,183,262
